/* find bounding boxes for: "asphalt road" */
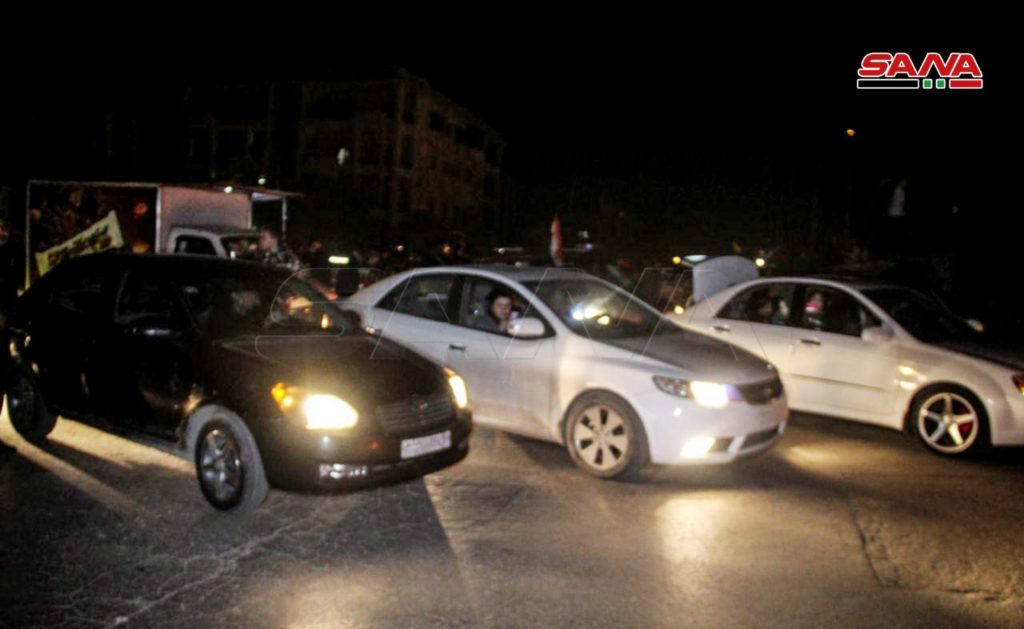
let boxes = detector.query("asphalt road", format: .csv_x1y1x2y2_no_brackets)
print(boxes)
2,410,1022,628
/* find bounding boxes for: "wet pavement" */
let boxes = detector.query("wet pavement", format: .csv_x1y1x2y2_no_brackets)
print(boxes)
1,410,1023,628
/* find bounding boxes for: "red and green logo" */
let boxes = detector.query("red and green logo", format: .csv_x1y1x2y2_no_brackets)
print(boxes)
857,52,983,90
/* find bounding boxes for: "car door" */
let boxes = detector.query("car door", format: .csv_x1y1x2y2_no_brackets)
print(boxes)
443,275,555,437
88,266,194,439
786,284,900,420
370,273,463,365
28,262,118,416
703,282,799,372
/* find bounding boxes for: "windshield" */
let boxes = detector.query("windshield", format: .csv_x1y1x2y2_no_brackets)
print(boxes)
862,288,974,343
168,264,344,336
522,277,669,339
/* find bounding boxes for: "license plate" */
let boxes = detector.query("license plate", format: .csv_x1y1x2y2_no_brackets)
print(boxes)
400,431,451,459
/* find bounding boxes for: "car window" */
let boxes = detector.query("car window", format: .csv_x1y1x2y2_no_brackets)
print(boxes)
51,267,114,320
862,288,972,342
174,236,217,256
459,276,543,336
168,264,342,335
797,286,879,337
524,277,666,340
115,270,177,325
378,274,457,323
718,283,796,326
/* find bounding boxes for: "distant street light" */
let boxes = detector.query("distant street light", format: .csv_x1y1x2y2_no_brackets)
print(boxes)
337,147,350,167
846,128,856,137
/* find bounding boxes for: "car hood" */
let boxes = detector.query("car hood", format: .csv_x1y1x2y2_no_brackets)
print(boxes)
932,339,1024,372
598,329,777,384
212,331,447,409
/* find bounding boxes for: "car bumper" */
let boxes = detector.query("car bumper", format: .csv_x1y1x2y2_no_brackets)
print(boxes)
637,393,789,465
258,410,473,491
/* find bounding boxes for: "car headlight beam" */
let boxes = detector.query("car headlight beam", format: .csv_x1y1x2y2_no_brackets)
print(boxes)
445,368,469,409
654,376,731,409
304,394,359,430
272,382,359,430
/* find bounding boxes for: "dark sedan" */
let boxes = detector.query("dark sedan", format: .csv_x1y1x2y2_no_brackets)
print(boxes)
4,253,472,511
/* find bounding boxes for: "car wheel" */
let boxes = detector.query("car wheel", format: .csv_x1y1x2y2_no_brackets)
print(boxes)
193,412,268,512
564,392,649,479
4,367,58,443
910,386,988,456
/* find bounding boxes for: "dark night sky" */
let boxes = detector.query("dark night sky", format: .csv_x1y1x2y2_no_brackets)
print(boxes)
6,31,1015,238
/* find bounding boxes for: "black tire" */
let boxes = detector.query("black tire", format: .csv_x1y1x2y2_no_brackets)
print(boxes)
192,411,269,512
4,367,58,443
908,384,989,457
563,391,650,479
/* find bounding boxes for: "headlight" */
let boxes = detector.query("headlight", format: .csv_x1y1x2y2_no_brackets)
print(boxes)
690,381,730,409
1014,374,1024,396
271,382,359,430
304,394,359,430
445,368,469,409
654,376,731,409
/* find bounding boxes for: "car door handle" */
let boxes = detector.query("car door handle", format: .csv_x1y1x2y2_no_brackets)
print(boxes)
449,344,466,352
800,338,822,346
711,324,731,333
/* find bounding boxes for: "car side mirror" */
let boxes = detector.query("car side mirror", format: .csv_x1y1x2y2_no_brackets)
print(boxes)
861,325,893,343
966,319,985,333
508,317,545,339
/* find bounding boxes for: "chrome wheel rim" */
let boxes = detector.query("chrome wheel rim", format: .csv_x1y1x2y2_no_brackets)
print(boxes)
199,429,243,503
917,392,979,454
571,405,630,471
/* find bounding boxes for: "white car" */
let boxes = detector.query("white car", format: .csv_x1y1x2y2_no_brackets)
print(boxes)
674,276,1024,456
345,266,788,478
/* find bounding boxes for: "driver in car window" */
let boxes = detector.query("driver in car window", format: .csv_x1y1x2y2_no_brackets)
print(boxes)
477,287,515,334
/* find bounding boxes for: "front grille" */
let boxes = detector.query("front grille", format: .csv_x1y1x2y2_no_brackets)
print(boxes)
736,378,784,405
375,392,453,436
742,427,779,450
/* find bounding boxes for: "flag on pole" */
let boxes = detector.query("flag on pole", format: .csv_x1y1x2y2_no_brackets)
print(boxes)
550,215,564,267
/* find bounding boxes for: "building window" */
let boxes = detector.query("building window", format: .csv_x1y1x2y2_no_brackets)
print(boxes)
401,134,415,169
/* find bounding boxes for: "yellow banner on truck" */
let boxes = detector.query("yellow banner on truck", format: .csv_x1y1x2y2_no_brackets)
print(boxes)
35,210,125,276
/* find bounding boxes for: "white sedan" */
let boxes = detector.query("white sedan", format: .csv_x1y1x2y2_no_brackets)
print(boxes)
345,266,788,478
674,276,1024,456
